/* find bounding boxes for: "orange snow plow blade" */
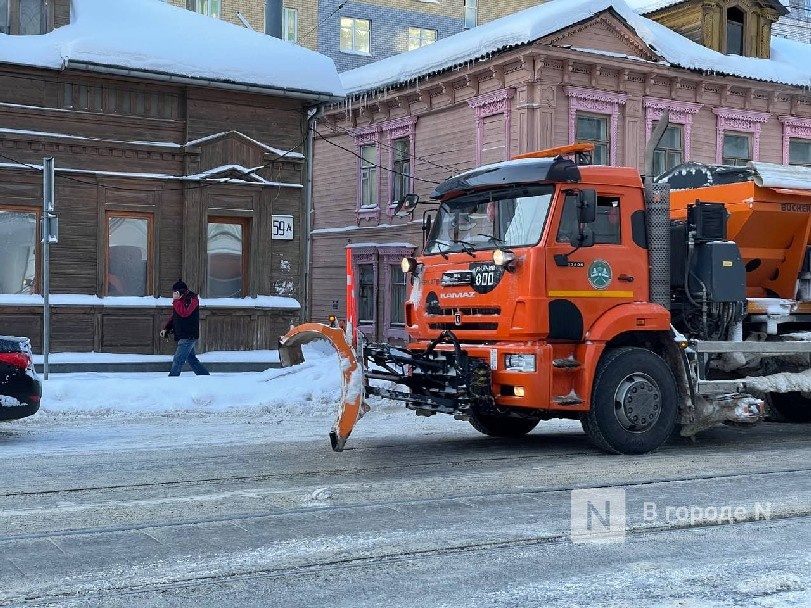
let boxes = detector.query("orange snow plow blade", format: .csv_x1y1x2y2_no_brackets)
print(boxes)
278,323,364,452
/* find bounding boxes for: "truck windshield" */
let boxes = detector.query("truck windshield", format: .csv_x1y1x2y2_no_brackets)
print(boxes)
425,185,555,255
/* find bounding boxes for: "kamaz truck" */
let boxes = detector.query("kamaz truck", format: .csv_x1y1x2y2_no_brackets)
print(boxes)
281,121,811,454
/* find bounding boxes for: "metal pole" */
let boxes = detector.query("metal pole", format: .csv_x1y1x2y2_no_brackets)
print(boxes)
43,157,54,379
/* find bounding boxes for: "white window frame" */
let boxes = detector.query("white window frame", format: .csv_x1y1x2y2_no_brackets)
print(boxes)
187,0,220,19
340,16,371,54
407,26,436,50
283,7,298,43
464,0,477,29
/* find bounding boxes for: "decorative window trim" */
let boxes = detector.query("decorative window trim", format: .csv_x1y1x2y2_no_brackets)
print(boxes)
380,116,418,218
643,97,703,163
379,245,415,342
348,245,378,336
780,115,811,165
712,107,770,164
565,86,627,166
468,88,515,166
349,124,381,223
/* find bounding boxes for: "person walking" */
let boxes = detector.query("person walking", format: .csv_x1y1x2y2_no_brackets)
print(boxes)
160,280,210,377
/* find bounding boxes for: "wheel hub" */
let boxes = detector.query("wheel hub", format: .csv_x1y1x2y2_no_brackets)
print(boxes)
613,373,661,433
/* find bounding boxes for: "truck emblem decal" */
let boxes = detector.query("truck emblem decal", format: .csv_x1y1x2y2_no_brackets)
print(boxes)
588,259,612,290
469,262,504,294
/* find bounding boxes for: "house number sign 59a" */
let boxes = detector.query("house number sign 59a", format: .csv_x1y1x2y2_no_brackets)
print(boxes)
271,215,294,240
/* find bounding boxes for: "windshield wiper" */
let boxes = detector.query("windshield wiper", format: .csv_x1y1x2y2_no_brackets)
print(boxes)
450,239,476,257
477,233,504,247
431,241,450,259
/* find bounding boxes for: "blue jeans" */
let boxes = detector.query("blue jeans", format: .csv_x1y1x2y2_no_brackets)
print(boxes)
169,339,210,376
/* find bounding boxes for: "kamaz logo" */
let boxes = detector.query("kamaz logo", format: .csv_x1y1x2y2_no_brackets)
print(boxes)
440,292,476,299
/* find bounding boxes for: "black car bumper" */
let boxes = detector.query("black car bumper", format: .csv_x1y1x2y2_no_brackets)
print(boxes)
0,367,42,421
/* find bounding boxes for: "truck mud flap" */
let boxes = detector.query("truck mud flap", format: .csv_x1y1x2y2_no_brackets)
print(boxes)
278,323,364,452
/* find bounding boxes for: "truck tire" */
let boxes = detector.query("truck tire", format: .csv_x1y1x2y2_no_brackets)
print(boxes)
767,393,811,423
469,410,541,437
585,347,678,455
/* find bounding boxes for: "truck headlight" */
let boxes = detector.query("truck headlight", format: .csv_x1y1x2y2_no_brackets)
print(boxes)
401,257,418,273
493,248,516,270
505,354,536,372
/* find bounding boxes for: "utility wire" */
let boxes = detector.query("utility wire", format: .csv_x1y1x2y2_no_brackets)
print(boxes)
313,127,442,186
298,0,347,45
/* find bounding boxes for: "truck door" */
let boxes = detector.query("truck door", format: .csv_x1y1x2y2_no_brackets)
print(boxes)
545,191,648,341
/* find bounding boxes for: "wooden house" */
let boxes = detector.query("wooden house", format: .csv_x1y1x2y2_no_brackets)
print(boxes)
0,0,343,354
309,0,811,344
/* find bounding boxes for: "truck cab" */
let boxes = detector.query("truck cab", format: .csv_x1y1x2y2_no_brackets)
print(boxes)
388,149,676,453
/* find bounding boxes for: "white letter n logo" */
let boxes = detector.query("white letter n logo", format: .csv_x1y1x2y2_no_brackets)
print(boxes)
571,488,626,544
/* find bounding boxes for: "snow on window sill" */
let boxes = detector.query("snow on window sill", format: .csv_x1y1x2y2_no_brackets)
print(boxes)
357,205,381,223
340,49,372,57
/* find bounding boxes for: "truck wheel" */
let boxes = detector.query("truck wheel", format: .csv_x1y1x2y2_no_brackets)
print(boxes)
469,410,541,437
767,393,811,423
585,347,678,455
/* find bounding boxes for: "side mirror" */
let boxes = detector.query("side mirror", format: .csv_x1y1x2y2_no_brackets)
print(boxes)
395,193,419,216
578,189,597,224
570,226,595,248
422,213,432,248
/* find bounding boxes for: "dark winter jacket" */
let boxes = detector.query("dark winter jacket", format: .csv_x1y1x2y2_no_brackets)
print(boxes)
164,291,201,341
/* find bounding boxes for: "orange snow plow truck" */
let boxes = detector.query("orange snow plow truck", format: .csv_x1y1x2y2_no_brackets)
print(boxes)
281,120,811,455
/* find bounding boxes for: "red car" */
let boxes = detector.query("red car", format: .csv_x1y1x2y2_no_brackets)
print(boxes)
0,336,41,421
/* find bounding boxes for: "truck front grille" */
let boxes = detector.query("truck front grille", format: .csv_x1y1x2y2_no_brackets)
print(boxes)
428,322,499,331
426,307,501,317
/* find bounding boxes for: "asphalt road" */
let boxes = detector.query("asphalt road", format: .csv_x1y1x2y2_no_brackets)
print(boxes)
1,414,810,607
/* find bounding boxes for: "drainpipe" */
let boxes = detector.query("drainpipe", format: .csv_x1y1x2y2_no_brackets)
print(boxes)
303,107,318,322
265,0,283,38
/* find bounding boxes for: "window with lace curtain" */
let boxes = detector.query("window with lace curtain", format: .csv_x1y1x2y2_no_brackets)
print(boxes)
207,217,249,298
0,209,38,294
106,213,152,297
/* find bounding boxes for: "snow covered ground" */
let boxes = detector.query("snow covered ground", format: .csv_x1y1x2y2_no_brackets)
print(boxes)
13,341,583,455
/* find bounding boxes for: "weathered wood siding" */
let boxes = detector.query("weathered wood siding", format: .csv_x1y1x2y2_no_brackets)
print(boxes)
0,66,310,353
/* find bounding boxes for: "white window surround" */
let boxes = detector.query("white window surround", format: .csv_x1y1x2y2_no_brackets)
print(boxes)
712,107,770,164
468,88,515,167
564,86,627,166
643,97,703,163
780,115,811,165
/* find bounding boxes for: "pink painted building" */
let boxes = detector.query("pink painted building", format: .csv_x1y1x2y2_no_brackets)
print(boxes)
309,0,811,342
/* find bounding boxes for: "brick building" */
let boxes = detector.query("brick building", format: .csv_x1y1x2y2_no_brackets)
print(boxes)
168,0,810,71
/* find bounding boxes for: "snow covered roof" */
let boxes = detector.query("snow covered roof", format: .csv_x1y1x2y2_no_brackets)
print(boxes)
625,0,789,14
0,0,344,102
340,0,807,96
